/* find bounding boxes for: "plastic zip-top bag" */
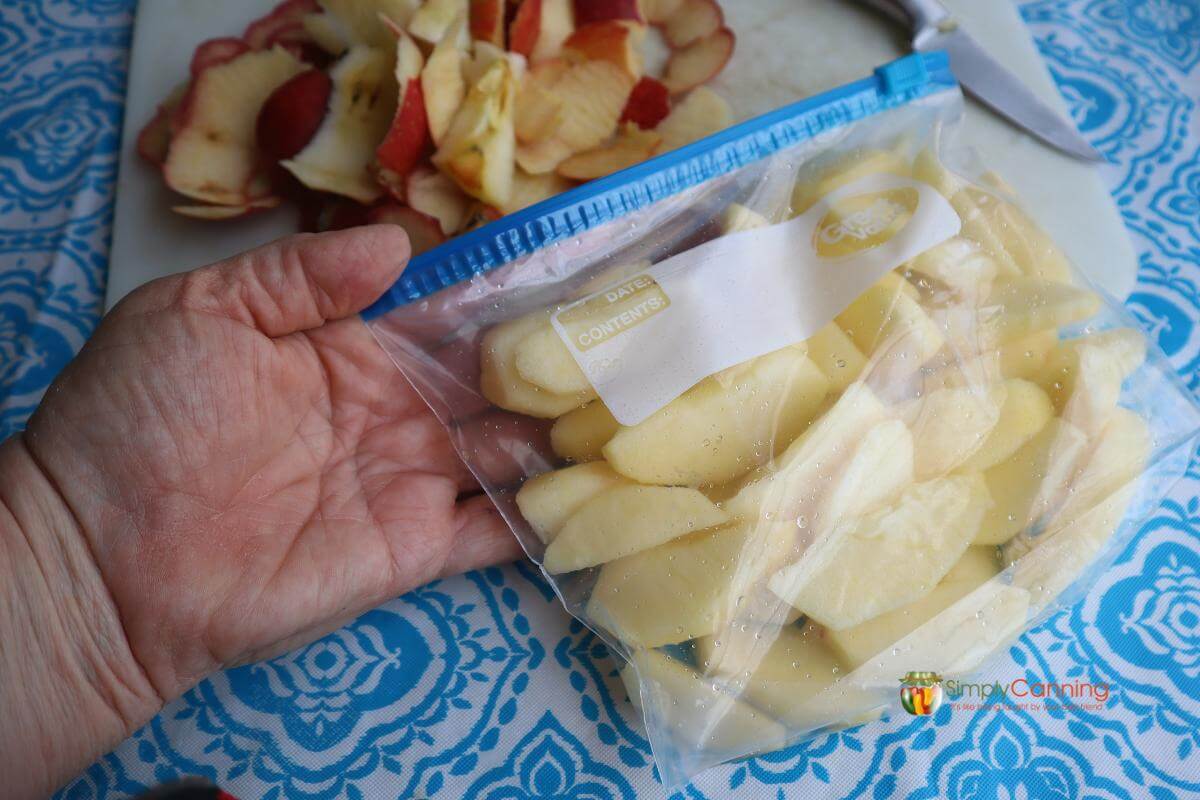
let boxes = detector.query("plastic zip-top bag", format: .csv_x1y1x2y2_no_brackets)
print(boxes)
363,54,1200,784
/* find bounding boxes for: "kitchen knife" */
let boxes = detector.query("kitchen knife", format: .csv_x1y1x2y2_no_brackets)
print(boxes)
853,0,1104,162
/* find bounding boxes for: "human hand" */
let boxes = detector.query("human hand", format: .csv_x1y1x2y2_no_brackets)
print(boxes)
0,226,523,796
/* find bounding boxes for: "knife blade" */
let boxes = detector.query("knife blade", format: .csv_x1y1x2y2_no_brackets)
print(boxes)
916,22,1105,162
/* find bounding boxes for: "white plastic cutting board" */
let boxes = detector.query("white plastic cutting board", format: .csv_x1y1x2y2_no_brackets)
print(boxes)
106,0,1136,309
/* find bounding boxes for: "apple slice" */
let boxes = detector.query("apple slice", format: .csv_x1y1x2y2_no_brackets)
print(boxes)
189,37,252,78
835,277,945,374
173,197,282,219
827,546,1000,669
543,484,730,572
620,75,671,129
696,623,848,729
573,0,642,26
319,0,421,47
469,0,506,45
604,348,830,486
282,45,397,203
662,0,723,47
366,203,446,254
1039,328,1145,434
515,59,569,143
653,86,732,153
905,236,999,296
408,0,470,43
662,28,734,94
627,650,787,757
792,149,910,216
981,278,1101,346
481,311,593,417
137,81,189,166
422,16,469,145
1039,406,1150,536
973,417,1089,545
550,400,620,461
820,418,915,524
556,123,660,180
768,474,991,630
256,68,334,161
433,57,517,207
302,13,350,55
374,27,428,192
719,203,769,233
804,322,867,392
587,524,747,646
514,323,593,394
403,164,471,232
165,48,307,206
563,20,644,77
510,0,575,62
516,462,630,543
958,378,1053,471
901,384,1004,480
725,381,888,521
498,167,574,214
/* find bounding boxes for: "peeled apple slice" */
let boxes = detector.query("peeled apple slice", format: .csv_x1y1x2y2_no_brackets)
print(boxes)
902,384,1003,480
1039,328,1146,434
480,311,593,417
997,330,1059,381
720,203,769,233
550,400,620,462
515,462,629,543
514,324,595,396
843,575,1030,685
1005,483,1138,615
821,419,914,524
768,474,991,630
804,323,867,392
792,148,910,215
627,650,787,757
587,525,745,647
695,622,847,729
543,485,730,573
958,379,1053,472
981,278,1100,346
726,382,888,521
973,417,1089,545
827,546,1000,670
603,348,830,486
835,278,944,372
1019,407,1150,547
905,236,999,296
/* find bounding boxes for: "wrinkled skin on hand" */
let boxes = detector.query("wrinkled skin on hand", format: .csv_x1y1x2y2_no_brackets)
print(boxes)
20,226,522,704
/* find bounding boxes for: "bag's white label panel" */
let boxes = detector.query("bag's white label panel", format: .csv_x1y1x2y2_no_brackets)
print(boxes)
551,174,960,425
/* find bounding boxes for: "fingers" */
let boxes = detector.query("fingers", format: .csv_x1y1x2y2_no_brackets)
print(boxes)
148,225,411,337
442,494,527,579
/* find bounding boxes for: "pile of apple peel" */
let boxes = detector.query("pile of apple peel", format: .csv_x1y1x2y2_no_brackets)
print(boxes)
492,149,1156,755
137,0,737,251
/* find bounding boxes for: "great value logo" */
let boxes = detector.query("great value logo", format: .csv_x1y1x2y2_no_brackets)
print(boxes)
814,187,919,259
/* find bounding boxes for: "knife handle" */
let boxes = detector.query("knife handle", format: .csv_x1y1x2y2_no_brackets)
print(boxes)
850,0,949,35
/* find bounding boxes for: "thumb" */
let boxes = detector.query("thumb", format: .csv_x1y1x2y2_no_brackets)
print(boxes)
140,225,411,338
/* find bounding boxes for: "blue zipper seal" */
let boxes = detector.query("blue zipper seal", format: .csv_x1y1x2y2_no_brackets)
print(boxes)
363,52,955,320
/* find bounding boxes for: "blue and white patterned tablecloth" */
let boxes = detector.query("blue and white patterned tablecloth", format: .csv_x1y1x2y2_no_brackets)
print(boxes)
3,1,1199,798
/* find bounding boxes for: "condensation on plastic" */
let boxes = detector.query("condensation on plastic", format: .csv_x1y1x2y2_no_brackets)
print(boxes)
365,54,1200,785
